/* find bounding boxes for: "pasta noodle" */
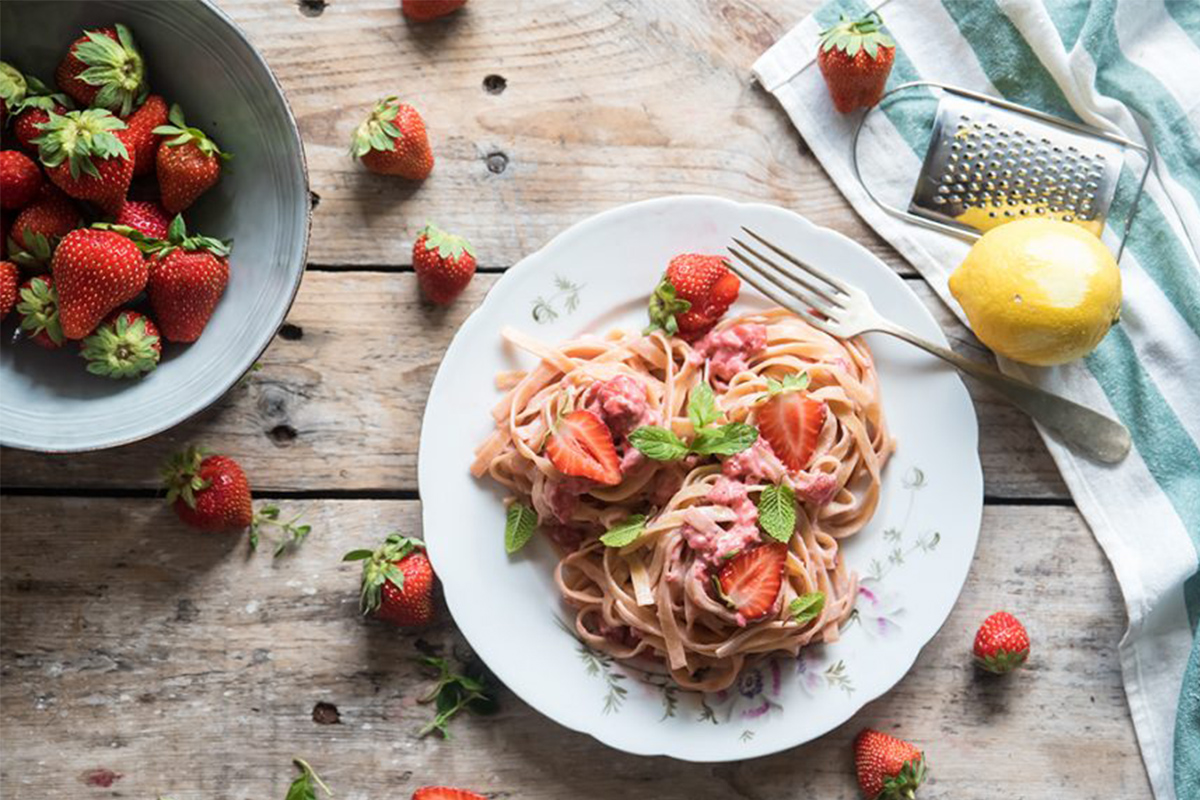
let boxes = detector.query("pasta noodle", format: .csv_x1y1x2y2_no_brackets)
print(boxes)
472,308,893,692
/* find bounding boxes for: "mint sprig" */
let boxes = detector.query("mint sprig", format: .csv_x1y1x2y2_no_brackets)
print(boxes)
418,655,498,738
629,382,758,462
285,758,332,800
789,592,825,624
504,502,537,553
757,484,796,543
600,514,646,547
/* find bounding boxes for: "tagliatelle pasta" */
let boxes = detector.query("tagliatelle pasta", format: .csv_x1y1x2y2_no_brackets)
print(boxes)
472,308,893,692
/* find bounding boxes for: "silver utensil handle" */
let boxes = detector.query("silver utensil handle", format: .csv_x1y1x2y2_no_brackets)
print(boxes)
875,322,1131,463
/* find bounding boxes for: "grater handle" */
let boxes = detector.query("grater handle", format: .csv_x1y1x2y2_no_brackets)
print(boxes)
874,322,1132,463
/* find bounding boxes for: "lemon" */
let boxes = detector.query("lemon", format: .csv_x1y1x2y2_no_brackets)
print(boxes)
948,218,1121,366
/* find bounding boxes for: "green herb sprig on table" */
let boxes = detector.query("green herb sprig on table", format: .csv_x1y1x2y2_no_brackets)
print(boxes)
418,655,498,738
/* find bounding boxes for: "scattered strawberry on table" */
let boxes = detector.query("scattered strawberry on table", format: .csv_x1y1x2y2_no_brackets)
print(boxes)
344,533,436,626
0,149,44,210
33,108,133,214
51,227,147,339
816,11,896,114
413,222,476,303
0,261,18,318
54,24,146,116
854,728,927,800
401,0,468,22
152,104,229,213
412,788,486,800
647,253,741,338
80,308,160,379
350,95,434,180
716,541,787,622
973,611,1030,674
14,275,64,348
755,372,827,471
546,408,622,486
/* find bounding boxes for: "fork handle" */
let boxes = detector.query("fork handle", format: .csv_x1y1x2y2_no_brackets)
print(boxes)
875,323,1131,463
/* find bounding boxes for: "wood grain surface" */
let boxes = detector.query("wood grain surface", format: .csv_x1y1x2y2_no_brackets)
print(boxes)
0,0,1143,798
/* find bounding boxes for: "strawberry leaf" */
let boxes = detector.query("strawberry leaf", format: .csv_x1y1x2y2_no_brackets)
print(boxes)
788,591,825,624
645,276,691,336
757,483,796,543
600,514,647,548
504,502,537,554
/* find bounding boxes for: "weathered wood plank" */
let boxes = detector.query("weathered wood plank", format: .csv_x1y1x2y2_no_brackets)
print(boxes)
210,0,916,274
0,271,1067,499
0,498,1146,799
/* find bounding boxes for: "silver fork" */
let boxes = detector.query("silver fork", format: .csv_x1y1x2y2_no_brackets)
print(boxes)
726,227,1131,464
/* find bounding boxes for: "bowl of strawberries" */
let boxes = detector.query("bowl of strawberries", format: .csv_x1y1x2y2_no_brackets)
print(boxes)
0,0,309,452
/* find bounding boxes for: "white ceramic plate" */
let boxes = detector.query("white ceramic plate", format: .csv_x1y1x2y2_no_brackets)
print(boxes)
419,195,982,761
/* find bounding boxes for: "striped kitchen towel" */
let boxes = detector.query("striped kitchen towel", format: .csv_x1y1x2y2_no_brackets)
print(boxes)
753,2,1200,798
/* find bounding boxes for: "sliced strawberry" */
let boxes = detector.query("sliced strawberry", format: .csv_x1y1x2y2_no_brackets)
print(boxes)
716,542,787,621
545,409,621,486
756,388,827,472
412,788,486,800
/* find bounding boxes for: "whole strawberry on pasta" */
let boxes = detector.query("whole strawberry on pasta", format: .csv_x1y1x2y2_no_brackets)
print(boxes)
646,253,741,338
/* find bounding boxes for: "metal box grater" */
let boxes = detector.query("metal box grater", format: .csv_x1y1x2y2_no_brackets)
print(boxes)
852,82,1152,260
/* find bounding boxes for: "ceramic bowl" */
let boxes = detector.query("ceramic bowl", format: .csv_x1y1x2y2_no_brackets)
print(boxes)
0,0,309,451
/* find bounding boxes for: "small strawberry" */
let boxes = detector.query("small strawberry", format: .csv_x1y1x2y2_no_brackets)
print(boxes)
401,0,468,22
412,222,476,304
54,24,147,116
0,150,43,210
7,185,81,272
9,74,75,151
545,409,622,486
715,542,787,622
152,104,229,213
113,199,171,240
647,253,740,338
0,260,17,318
349,96,434,180
14,275,65,348
51,227,147,339
33,108,133,214
817,12,895,114
412,788,486,800
755,373,827,472
854,729,926,800
973,611,1030,674
344,534,436,627
140,214,230,342
80,308,160,379
120,93,167,176
0,62,27,127
161,446,253,531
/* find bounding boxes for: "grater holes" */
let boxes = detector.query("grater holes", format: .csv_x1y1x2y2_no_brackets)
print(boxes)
934,196,947,205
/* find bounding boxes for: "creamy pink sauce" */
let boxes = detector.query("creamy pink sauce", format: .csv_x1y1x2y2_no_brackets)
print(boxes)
536,476,594,524
794,471,839,506
690,323,768,383
721,437,787,484
681,476,762,569
588,375,652,438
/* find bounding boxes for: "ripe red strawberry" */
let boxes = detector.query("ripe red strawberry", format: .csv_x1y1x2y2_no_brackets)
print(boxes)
7,185,81,272
401,0,468,22
350,97,434,180
755,373,827,471
973,611,1030,674
120,94,167,176
0,260,17,318
715,542,787,622
546,409,621,486
152,104,229,213
0,62,27,128
854,729,926,800
113,199,171,239
817,12,896,114
143,215,231,342
0,150,43,210
9,74,75,151
51,227,147,339
412,222,475,304
33,108,133,214
412,788,486,800
345,534,436,627
648,253,740,338
14,275,65,348
80,308,161,379
55,24,147,116
161,446,254,531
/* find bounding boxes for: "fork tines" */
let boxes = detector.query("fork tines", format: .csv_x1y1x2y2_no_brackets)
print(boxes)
725,227,849,334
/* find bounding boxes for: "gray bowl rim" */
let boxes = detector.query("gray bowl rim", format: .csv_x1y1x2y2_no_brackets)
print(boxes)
3,0,312,454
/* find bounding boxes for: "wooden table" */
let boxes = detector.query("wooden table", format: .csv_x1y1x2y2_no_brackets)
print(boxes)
0,2,1153,798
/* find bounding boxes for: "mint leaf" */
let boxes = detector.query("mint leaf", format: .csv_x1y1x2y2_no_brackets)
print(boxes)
505,502,537,554
285,758,331,800
600,514,646,547
418,655,497,738
629,426,690,461
688,381,720,431
691,422,758,456
757,483,796,543
789,592,825,624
